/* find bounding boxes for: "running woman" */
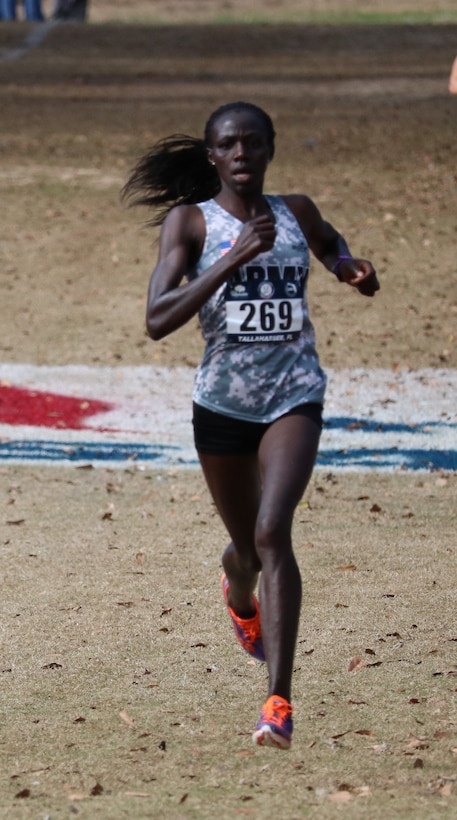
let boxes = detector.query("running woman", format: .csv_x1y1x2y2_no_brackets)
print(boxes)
122,101,379,749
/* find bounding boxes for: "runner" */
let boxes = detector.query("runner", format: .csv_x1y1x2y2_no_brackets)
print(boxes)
122,101,379,749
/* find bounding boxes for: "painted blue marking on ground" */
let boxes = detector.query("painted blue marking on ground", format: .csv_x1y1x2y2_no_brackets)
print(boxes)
318,448,457,472
325,417,456,434
1,437,454,471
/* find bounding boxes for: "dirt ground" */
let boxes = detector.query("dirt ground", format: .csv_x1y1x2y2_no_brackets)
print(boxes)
0,5,456,818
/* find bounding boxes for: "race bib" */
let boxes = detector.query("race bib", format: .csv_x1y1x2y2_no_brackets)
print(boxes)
225,263,306,343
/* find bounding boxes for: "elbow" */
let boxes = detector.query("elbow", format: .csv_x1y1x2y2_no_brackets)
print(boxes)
146,316,166,341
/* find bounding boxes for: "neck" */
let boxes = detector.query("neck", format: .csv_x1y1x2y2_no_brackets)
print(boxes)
215,188,269,222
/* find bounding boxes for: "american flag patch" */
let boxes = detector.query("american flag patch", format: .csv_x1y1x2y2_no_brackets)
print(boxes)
220,239,236,256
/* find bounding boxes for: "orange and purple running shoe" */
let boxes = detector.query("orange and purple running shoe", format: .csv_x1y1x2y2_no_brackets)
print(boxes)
252,695,293,749
221,574,265,662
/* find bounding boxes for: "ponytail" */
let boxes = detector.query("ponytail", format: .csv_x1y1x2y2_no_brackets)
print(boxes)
121,134,220,226
122,102,276,226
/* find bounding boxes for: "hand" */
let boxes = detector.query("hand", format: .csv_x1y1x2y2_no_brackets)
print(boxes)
339,259,380,297
231,214,276,264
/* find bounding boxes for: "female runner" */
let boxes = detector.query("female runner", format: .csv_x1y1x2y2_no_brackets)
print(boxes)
123,101,379,749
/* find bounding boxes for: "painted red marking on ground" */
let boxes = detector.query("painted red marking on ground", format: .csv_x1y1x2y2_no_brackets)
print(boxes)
0,385,114,430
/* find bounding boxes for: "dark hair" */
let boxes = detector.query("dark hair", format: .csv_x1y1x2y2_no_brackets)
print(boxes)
121,102,276,226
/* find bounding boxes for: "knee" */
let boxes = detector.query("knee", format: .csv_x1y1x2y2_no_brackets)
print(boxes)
255,510,292,557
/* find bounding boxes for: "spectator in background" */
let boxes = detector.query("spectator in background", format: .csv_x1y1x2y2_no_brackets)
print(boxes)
52,0,88,20
0,0,44,20
449,56,457,95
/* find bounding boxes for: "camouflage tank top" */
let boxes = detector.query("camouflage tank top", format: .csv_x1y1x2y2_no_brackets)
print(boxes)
189,195,327,422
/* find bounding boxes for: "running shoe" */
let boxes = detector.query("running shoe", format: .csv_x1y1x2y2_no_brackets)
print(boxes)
252,695,293,749
221,573,265,662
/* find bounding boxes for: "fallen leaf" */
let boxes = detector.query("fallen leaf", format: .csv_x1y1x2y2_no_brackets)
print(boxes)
348,657,365,673
440,783,453,797
337,564,357,571
90,783,104,796
329,791,352,803
369,742,389,753
119,710,134,727
14,789,30,799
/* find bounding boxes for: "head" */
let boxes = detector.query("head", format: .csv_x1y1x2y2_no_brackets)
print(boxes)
204,102,276,194
204,102,276,159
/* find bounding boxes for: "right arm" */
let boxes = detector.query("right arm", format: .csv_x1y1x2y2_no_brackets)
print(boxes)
146,205,276,340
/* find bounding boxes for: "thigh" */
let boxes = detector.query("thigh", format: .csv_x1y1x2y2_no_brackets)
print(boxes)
257,413,321,530
198,452,262,550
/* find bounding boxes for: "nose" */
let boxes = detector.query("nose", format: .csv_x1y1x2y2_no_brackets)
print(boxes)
233,139,248,159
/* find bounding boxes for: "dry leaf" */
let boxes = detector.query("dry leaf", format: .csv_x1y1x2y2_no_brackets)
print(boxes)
119,710,134,727
90,783,104,796
348,657,365,673
369,742,389,753
329,791,352,803
14,789,30,799
440,783,453,797
337,564,357,571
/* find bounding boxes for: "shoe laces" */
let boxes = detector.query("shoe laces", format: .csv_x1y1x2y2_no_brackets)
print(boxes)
262,696,293,724
231,605,261,640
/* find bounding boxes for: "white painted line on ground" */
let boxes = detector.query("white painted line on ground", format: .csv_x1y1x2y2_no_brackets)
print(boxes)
0,20,58,63
0,364,455,471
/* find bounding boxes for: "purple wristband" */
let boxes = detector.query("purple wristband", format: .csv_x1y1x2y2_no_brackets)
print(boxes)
332,255,353,281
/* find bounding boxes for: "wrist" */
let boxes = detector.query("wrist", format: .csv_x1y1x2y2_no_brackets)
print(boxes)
331,255,353,282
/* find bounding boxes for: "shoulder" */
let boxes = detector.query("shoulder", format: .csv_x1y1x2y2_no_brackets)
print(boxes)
161,203,206,244
281,194,320,221
158,203,206,264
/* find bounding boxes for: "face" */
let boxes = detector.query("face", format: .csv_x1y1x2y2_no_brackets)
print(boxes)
207,110,273,194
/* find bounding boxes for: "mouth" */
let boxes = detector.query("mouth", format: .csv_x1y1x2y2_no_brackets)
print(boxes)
232,169,253,183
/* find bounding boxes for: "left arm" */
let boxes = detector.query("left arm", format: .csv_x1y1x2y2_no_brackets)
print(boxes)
283,194,380,297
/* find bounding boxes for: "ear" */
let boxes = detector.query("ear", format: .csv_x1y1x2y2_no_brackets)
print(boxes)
207,149,215,166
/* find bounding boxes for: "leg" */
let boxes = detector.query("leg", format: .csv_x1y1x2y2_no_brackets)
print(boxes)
198,451,262,617
1,0,16,20
256,413,321,702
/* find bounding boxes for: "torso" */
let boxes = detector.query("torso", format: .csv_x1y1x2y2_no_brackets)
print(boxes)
190,195,327,422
